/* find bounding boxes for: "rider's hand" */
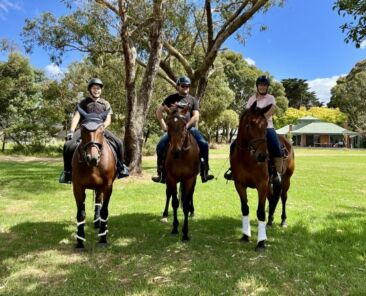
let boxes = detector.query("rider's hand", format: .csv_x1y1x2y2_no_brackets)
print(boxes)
66,131,74,141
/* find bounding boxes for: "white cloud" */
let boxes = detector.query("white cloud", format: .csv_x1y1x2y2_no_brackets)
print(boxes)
244,57,256,66
0,0,21,20
360,40,366,49
44,63,65,81
308,75,345,104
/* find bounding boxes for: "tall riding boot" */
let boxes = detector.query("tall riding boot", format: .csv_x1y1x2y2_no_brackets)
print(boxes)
273,157,283,184
152,165,166,183
200,160,214,183
117,161,129,179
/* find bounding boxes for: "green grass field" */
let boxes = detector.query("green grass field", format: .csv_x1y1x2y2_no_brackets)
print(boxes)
0,148,365,295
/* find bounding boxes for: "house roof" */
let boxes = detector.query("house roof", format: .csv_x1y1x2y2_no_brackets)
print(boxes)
276,116,358,136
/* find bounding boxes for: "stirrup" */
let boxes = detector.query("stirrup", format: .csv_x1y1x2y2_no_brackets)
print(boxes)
224,168,233,181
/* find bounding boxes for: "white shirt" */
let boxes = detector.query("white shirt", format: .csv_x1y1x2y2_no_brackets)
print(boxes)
246,94,276,128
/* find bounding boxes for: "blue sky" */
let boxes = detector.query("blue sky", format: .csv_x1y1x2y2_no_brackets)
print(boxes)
0,0,365,103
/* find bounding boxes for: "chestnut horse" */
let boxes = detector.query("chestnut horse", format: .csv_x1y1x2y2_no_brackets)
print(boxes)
72,106,117,249
230,101,294,251
164,105,200,241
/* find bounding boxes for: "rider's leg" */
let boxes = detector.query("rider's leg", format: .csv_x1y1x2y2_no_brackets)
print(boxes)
266,128,282,183
104,130,129,179
224,140,236,180
59,130,80,184
152,133,169,183
189,128,214,183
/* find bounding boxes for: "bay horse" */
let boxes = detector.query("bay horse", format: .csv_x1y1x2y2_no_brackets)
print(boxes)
164,104,200,241
230,101,294,251
72,106,117,249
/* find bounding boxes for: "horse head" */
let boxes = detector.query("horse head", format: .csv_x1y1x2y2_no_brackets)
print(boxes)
239,101,272,162
78,105,109,167
166,104,190,159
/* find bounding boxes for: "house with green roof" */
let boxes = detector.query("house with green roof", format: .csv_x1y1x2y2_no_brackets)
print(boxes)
276,116,359,148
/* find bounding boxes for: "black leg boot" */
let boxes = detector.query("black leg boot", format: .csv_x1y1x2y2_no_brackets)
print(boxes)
200,161,214,183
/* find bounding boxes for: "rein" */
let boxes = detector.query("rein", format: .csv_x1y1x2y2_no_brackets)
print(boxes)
236,137,267,157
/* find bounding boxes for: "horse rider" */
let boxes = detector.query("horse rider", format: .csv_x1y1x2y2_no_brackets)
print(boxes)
59,78,129,183
151,75,214,184
224,75,283,183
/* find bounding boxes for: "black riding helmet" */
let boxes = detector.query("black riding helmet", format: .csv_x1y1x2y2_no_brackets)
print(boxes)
176,76,191,86
256,75,270,86
87,78,104,91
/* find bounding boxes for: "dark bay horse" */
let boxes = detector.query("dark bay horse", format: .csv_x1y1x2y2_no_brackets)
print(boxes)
164,105,200,241
72,107,117,249
267,134,295,228
230,101,294,251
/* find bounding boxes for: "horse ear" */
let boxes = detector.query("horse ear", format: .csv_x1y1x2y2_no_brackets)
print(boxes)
261,104,272,115
100,108,111,121
249,101,257,111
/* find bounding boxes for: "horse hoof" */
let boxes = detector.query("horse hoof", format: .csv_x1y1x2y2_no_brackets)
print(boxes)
160,217,168,223
255,240,266,252
182,236,190,241
240,235,250,243
98,242,108,248
267,221,273,227
189,212,195,218
75,244,85,251
281,221,288,228
171,229,178,235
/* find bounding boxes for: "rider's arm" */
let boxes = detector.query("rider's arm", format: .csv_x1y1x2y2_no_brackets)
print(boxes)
156,104,168,131
104,114,111,128
69,111,81,132
187,110,199,129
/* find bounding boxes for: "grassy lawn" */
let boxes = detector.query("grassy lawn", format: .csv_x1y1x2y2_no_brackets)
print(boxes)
0,148,365,295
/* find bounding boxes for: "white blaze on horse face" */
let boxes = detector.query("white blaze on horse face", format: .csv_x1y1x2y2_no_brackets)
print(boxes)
174,117,178,122
242,215,251,237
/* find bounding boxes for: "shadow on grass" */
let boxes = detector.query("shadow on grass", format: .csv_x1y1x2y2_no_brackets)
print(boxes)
1,208,365,295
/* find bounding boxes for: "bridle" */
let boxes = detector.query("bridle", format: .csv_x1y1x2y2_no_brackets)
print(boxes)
169,114,191,154
79,123,104,165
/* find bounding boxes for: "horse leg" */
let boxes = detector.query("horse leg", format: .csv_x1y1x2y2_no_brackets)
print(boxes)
234,181,250,243
98,186,112,247
74,187,86,249
94,190,102,229
280,177,291,228
161,187,171,223
169,183,179,235
256,183,268,252
267,181,282,227
181,179,196,241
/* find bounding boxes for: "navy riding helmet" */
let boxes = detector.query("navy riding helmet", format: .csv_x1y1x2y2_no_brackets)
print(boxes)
256,75,270,86
87,78,104,90
176,76,191,86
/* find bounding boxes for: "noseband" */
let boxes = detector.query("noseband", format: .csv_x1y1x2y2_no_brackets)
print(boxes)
79,123,104,164
248,137,267,156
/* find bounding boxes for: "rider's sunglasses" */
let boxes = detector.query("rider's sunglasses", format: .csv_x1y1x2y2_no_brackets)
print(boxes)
180,84,190,88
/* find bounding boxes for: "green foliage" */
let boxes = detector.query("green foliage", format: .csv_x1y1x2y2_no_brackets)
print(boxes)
275,106,348,128
333,0,366,47
281,78,321,108
329,60,366,133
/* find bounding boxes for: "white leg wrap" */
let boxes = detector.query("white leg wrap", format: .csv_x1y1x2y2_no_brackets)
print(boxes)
257,220,267,242
95,203,102,207
77,220,85,226
242,215,251,237
93,217,100,223
100,217,108,223
76,235,86,241
98,230,109,237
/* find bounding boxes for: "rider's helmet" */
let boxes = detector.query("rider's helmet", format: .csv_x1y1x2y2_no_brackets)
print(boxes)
176,76,191,86
256,75,270,86
87,78,104,91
